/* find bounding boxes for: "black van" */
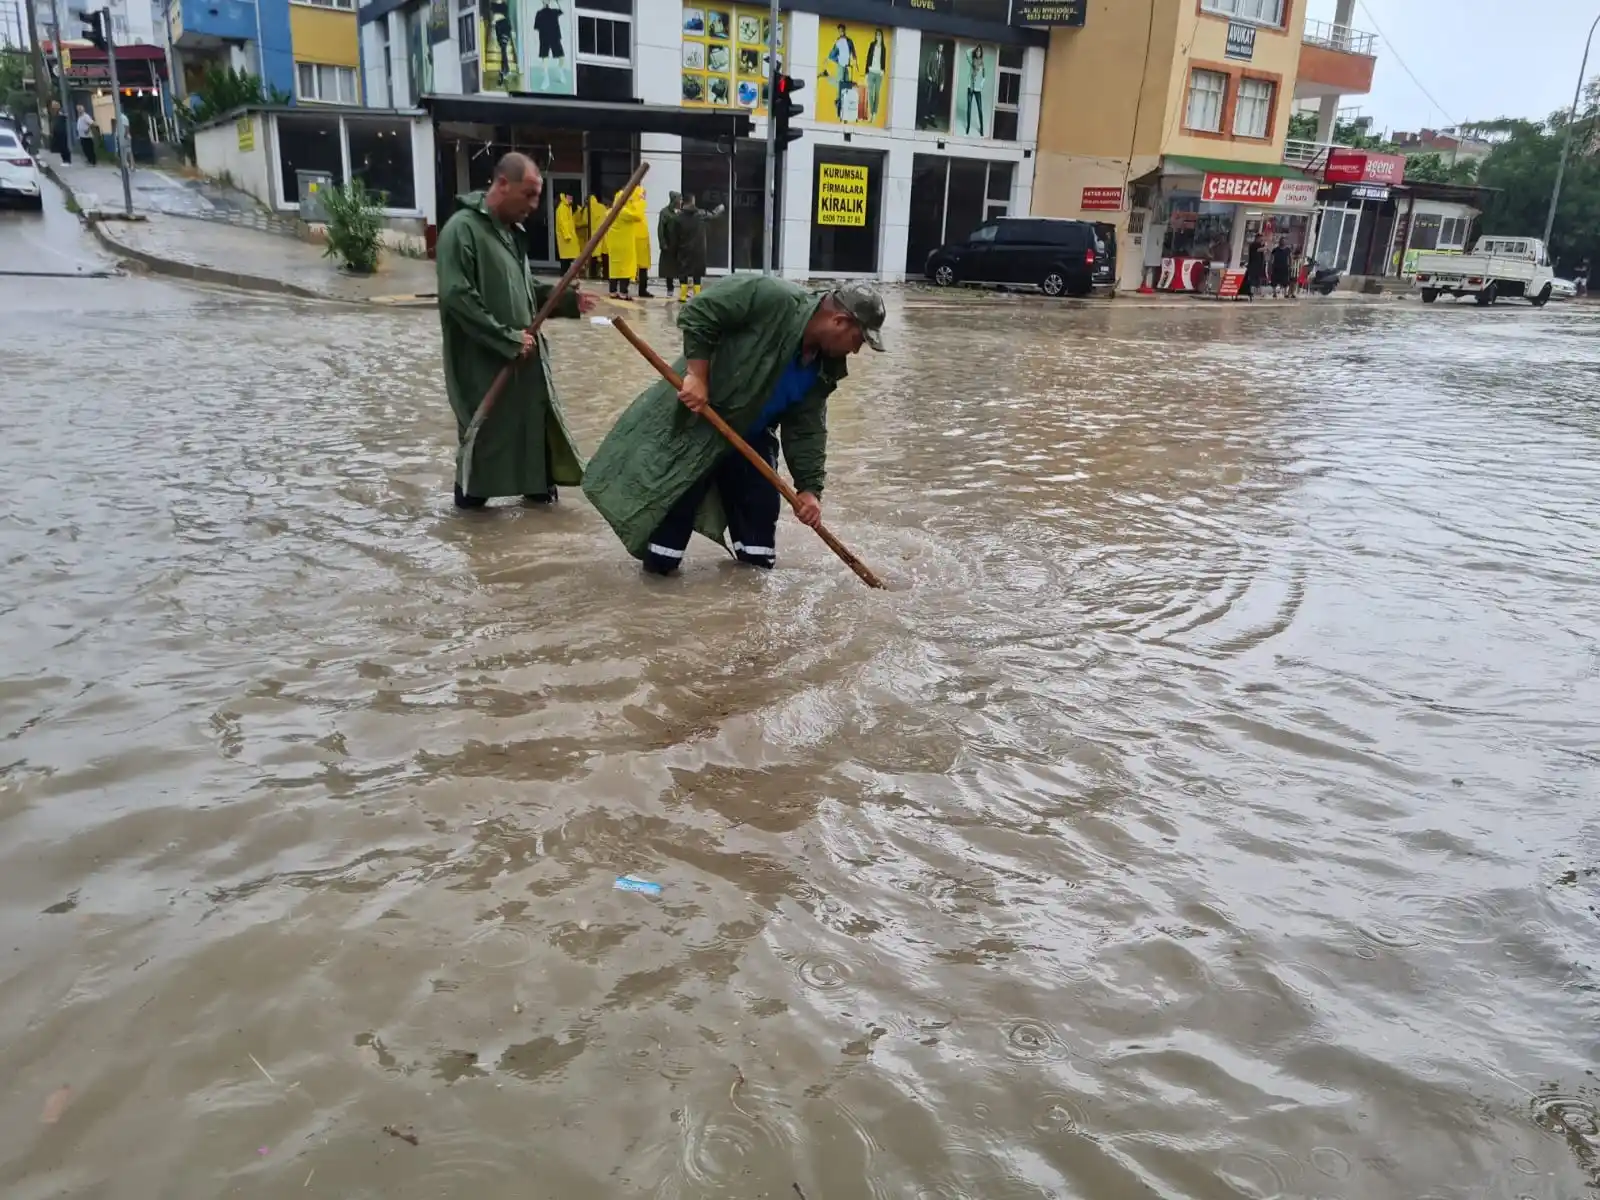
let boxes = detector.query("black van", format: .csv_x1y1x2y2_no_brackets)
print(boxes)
924,217,1116,298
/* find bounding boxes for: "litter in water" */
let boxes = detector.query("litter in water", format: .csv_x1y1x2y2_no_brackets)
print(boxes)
614,875,663,896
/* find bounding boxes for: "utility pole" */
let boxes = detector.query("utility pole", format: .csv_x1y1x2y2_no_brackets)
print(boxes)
101,7,131,214
47,0,73,158
23,0,52,129
760,0,779,274
1543,11,1600,251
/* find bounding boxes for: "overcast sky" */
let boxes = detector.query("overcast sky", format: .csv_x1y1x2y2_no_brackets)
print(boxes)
1307,0,1598,132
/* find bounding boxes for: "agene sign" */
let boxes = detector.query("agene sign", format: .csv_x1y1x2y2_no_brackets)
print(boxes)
1324,149,1406,186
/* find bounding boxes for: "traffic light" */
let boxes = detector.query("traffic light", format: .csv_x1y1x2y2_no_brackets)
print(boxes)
82,8,108,49
774,73,804,148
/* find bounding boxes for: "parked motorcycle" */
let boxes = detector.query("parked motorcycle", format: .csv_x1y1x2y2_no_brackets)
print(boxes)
1301,258,1343,296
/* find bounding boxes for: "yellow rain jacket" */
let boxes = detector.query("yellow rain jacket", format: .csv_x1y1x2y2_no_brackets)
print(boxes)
605,189,640,280
555,195,580,260
631,189,650,271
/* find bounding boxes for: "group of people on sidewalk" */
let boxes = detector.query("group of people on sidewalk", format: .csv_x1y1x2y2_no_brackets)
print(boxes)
435,153,887,577
552,189,726,302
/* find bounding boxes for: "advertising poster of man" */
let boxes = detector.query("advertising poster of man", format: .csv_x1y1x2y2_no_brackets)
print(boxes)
816,19,891,128
915,36,953,131
682,3,785,113
481,0,574,94
953,40,999,138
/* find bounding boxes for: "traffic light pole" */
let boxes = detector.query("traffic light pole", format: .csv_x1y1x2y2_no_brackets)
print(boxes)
102,8,133,215
761,0,779,275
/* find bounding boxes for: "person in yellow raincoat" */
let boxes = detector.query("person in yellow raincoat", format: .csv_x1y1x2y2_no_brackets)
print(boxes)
604,187,640,299
554,193,580,270
588,193,608,280
572,193,591,272
631,187,654,298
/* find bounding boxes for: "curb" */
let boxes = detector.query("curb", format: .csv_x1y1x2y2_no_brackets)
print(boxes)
42,162,418,306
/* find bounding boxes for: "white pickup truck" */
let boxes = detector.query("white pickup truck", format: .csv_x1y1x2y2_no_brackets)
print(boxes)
1414,236,1556,307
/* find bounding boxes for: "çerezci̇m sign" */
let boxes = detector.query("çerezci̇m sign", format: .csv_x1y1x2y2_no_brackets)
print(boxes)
816,163,868,226
1202,173,1318,208
1010,0,1085,26
1080,186,1124,211
1324,149,1406,186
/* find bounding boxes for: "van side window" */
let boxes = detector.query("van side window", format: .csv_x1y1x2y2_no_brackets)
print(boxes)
970,224,998,243
996,221,1036,243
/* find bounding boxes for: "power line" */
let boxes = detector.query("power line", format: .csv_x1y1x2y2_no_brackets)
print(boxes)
1356,0,1458,129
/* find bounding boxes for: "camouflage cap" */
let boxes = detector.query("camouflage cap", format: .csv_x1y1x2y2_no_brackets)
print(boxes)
830,283,886,351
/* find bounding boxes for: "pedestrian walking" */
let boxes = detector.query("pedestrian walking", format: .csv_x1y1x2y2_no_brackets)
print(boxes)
1576,258,1590,298
1270,236,1292,298
554,193,579,271
605,187,640,298
582,279,885,575
657,191,682,299
434,152,597,510
75,106,98,166
673,193,725,300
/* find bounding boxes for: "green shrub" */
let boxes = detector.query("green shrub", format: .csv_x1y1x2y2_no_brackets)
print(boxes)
322,179,386,274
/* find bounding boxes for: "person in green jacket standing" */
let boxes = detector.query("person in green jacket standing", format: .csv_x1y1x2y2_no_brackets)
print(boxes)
657,191,682,299
582,277,885,575
436,152,597,509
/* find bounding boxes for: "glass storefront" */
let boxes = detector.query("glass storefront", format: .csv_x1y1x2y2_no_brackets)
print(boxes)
681,137,770,271
810,146,885,274
1163,195,1235,261
903,154,1013,274
1239,210,1310,267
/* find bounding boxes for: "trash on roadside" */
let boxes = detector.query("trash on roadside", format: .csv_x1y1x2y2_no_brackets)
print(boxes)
40,1084,73,1124
614,875,663,896
383,1124,420,1146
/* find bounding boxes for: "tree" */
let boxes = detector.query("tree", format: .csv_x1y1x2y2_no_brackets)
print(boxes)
1401,152,1479,185
187,68,291,123
0,48,31,118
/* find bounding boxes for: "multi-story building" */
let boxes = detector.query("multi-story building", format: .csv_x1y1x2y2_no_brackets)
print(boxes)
1032,0,1380,290
356,0,1049,281
163,0,359,107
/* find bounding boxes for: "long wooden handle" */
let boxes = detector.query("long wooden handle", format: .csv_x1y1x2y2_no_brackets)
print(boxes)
474,161,650,425
610,317,885,590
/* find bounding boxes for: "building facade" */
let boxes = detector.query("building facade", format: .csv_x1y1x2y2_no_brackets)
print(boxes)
1031,0,1380,291
356,0,1047,281
163,0,359,107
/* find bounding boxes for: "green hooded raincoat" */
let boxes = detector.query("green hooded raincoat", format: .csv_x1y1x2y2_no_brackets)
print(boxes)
582,275,846,559
436,191,585,499
656,193,681,281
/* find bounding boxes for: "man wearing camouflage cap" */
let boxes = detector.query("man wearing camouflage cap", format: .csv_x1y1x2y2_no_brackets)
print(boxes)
583,278,885,575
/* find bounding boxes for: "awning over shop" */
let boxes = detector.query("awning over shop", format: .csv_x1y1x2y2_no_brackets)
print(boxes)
1162,155,1312,180
421,94,754,140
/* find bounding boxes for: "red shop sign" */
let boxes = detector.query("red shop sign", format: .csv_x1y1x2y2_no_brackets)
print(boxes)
1202,172,1286,202
1324,149,1407,186
1217,269,1246,298
1080,186,1125,211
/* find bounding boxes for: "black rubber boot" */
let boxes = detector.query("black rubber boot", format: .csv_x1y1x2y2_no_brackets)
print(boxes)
523,487,558,505
454,483,488,509
637,268,654,298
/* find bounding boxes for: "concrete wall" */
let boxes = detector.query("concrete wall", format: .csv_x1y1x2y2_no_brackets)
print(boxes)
195,114,276,206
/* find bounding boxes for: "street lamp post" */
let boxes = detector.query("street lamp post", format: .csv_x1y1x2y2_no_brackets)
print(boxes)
1542,10,1600,250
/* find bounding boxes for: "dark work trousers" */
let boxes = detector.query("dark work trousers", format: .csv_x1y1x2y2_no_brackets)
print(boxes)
79,135,97,165
643,430,779,574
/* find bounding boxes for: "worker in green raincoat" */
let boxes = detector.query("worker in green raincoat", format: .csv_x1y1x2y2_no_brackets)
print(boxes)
657,191,682,299
582,277,885,574
436,152,598,509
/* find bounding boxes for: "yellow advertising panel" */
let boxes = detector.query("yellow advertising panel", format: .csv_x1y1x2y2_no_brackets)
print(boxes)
815,19,891,128
681,3,787,114
236,115,254,151
816,163,868,226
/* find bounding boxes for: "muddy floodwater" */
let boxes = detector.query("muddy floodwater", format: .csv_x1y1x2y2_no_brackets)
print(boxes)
3,264,1600,1199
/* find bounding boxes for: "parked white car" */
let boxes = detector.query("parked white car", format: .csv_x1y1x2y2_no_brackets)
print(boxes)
1550,277,1578,300
0,128,43,211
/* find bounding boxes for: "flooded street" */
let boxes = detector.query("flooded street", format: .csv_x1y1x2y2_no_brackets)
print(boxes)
4,210,1600,1199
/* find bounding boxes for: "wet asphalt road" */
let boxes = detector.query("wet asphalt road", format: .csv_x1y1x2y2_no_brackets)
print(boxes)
3,179,1600,1199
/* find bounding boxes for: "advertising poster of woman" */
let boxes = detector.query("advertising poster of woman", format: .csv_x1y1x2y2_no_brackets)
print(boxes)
953,40,999,138
815,19,891,128
915,35,953,131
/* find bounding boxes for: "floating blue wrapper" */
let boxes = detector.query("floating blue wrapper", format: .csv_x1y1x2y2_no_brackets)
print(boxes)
614,875,663,896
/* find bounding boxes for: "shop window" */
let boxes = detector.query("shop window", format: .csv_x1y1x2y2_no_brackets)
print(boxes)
1200,0,1283,27
994,45,1022,142
300,0,356,10
811,148,884,274
1232,77,1273,139
297,63,359,104
1409,213,1441,252
457,0,476,53
347,118,415,210
1185,69,1226,134
681,138,732,270
577,11,631,64
379,21,394,106
902,155,1013,274
276,113,344,205
731,139,767,270
1439,216,1469,249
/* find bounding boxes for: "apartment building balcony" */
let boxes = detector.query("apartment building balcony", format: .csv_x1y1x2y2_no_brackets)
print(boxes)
1296,19,1377,99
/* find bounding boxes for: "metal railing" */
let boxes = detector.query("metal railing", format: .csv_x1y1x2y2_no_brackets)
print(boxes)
1283,139,1348,169
1303,19,1377,56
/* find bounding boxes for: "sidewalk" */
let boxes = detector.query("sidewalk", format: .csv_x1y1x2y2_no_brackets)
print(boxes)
42,156,438,304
